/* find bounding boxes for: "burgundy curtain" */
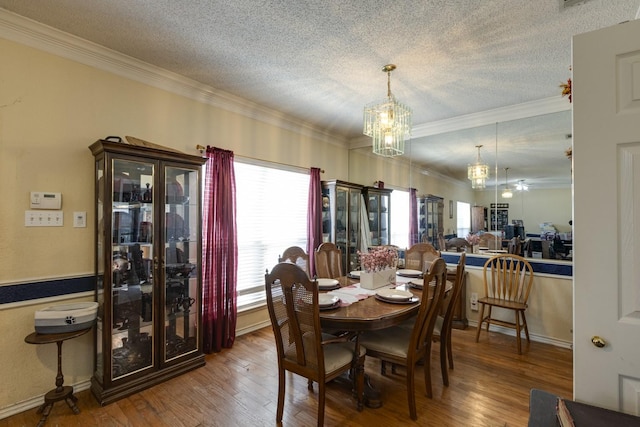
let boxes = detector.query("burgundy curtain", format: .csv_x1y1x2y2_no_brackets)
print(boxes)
409,187,419,246
202,147,237,353
307,167,323,277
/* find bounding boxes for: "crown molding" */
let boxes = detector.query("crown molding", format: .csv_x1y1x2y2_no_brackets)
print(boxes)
349,96,571,149
411,96,571,139
0,9,347,147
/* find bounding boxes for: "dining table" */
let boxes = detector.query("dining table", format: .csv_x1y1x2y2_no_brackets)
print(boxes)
317,272,452,408
319,273,452,331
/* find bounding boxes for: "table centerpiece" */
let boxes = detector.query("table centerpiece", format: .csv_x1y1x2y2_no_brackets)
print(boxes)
358,246,398,290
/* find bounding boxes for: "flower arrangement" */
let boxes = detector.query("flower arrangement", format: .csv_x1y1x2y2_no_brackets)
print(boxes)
466,233,480,246
560,78,572,103
560,66,572,103
358,246,398,273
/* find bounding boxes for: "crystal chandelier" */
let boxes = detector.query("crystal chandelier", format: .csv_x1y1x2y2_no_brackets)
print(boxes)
468,145,489,189
502,168,513,199
363,64,412,157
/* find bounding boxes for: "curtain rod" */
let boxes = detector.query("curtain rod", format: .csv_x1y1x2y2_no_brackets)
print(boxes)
195,145,324,173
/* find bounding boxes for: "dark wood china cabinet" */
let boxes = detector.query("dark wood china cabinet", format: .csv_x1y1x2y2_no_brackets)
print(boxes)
89,138,205,405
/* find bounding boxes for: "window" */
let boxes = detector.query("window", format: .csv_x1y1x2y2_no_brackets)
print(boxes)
390,189,409,249
456,201,471,238
234,160,309,309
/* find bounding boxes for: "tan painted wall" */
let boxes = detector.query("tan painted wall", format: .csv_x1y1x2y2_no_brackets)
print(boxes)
0,36,573,415
0,38,353,412
462,262,573,344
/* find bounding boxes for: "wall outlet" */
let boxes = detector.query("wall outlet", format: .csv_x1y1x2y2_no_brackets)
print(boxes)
470,292,478,311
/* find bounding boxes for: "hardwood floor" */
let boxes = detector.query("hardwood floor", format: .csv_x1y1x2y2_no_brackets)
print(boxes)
0,327,572,427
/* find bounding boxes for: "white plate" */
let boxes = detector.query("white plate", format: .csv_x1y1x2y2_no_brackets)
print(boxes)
376,288,413,301
374,295,420,304
409,278,424,288
318,294,340,307
316,278,340,289
397,269,422,277
348,270,361,278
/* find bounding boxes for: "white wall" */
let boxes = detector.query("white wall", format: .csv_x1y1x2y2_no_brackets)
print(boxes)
473,187,572,235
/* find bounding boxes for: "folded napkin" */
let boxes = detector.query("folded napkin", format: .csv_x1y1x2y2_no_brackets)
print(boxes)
327,284,377,305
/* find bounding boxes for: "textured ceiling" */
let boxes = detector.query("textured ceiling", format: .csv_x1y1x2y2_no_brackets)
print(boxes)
1,0,639,188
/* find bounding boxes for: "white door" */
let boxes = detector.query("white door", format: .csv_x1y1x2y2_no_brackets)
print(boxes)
573,18,640,414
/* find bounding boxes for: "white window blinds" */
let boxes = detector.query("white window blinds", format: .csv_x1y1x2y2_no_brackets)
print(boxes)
234,160,309,308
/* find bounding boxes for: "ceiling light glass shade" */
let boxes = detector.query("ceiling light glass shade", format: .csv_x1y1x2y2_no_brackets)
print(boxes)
516,180,529,191
501,167,513,198
468,145,489,189
363,64,412,157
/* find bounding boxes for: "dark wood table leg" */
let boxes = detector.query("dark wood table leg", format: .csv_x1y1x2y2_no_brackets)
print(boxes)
35,339,81,425
25,328,91,426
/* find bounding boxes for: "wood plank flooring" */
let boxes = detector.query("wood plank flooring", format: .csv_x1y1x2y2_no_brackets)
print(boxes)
0,326,572,426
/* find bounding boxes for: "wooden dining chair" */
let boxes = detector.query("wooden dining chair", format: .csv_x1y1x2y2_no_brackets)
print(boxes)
358,258,448,421
405,242,440,272
475,254,534,354
279,245,311,277
478,233,502,250
265,262,365,426
507,237,522,256
432,252,466,386
315,242,343,278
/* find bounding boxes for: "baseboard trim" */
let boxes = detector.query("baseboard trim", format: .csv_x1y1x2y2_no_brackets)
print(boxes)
468,320,573,350
0,379,92,420
236,320,271,337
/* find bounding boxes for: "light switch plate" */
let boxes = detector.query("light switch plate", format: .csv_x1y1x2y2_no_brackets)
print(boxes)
25,210,64,227
73,211,87,228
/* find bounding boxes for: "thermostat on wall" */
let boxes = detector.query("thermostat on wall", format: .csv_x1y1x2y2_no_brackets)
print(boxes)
30,192,62,210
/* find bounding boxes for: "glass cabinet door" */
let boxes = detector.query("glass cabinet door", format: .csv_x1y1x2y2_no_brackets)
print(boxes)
321,180,364,273
364,187,392,247
376,192,391,245
347,188,361,271
163,166,199,361
111,158,155,379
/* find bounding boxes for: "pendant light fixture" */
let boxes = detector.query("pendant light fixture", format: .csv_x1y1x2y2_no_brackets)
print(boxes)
502,167,513,199
363,64,412,157
468,145,489,189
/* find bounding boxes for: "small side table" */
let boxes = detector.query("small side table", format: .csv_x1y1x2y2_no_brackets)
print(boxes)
25,327,92,427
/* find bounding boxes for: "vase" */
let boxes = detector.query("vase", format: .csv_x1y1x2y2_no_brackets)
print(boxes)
360,267,396,290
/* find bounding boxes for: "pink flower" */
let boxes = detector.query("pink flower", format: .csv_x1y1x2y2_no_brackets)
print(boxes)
358,247,398,273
